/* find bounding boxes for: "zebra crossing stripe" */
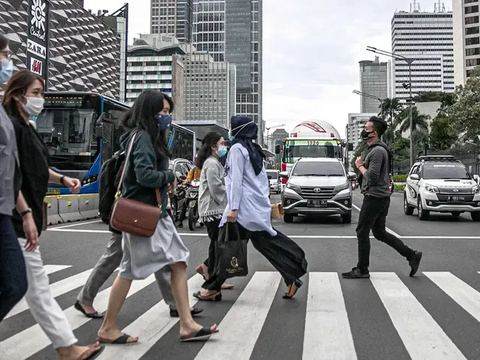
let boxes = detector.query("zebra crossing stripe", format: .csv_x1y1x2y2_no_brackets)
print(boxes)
370,273,466,360
6,269,93,319
0,274,157,359
194,272,282,360
43,265,72,274
100,274,204,360
303,273,356,360
424,272,480,322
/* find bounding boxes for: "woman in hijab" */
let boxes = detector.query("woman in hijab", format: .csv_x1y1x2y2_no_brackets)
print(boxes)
195,116,308,301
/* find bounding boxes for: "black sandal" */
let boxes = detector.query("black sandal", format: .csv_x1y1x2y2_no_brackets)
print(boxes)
180,327,219,342
283,279,303,299
74,301,104,319
97,333,138,344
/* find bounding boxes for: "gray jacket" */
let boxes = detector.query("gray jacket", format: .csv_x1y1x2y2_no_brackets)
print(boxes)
198,156,227,217
0,106,21,216
361,142,391,198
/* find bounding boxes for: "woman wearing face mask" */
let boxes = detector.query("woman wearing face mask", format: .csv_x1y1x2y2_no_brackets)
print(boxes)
221,116,308,299
193,132,234,300
97,90,218,344
3,69,103,359
0,34,28,323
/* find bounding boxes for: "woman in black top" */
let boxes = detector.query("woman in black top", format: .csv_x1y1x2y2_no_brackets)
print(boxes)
3,70,103,360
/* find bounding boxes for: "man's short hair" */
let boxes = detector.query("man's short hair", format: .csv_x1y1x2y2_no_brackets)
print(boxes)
368,116,388,137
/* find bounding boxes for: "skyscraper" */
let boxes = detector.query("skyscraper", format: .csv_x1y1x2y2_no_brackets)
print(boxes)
192,0,263,142
453,0,480,86
150,0,193,43
391,2,454,101
359,57,388,113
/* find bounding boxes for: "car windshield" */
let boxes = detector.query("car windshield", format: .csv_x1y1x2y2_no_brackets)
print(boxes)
423,164,471,180
292,162,345,176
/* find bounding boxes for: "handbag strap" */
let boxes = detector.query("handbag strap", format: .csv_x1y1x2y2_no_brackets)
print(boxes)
115,131,162,206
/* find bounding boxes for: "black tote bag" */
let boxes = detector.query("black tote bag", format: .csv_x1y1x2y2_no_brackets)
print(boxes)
214,222,249,280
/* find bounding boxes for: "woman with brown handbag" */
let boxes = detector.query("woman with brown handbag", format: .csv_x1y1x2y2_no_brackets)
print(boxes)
97,90,218,344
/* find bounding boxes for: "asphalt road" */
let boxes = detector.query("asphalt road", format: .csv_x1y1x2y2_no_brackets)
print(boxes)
1,191,479,359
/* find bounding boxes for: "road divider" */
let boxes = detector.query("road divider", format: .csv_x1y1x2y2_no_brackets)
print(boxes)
44,194,99,226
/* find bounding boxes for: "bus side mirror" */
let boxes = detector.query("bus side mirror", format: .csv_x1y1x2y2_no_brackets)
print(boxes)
280,171,289,179
275,144,281,154
473,174,480,184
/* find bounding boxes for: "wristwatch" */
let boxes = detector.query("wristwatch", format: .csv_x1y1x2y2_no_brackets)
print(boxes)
60,175,66,185
20,208,32,217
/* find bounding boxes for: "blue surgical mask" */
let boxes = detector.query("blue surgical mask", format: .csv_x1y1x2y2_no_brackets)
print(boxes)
155,114,172,131
216,145,228,158
228,130,234,141
229,120,254,141
0,59,13,84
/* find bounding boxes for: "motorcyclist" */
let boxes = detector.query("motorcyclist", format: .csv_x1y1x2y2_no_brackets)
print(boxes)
177,165,201,227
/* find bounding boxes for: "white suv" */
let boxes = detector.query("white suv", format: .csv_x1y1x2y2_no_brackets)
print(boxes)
404,155,480,221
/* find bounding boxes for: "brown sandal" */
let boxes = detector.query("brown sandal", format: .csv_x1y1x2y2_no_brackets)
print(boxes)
193,291,222,301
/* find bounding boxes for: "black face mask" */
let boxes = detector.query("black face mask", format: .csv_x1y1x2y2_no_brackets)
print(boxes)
361,129,375,141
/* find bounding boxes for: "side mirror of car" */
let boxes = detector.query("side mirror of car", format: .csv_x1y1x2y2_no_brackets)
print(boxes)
410,174,419,181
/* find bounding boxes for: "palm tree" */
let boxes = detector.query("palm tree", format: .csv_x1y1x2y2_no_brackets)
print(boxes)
378,98,404,145
398,106,429,134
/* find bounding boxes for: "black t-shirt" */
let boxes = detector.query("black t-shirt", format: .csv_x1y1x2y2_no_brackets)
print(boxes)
10,116,50,238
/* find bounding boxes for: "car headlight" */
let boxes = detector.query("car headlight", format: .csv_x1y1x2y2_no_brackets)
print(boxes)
335,182,350,192
286,183,300,191
425,185,439,193
472,185,480,194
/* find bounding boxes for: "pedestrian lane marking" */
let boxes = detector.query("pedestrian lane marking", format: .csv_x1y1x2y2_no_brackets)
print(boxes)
194,272,281,360
100,274,204,360
0,275,157,359
303,273,356,360
6,268,93,319
2,270,480,360
424,272,480,322
370,273,466,360
43,264,72,274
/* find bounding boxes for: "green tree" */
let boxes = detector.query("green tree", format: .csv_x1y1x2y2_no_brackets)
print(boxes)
378,98,404,145
398,106,430,134
450,67,480,139
429,117,456,151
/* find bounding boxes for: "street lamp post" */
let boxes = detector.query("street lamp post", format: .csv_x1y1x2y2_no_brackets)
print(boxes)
352,89,385,118
367,46,415,168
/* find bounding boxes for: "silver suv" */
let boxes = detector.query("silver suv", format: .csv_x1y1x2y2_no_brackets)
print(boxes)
280,158,352,223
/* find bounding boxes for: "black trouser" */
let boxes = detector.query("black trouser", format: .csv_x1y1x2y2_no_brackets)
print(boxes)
0,214,28,322
356,195,415,272
202,222,308,291
203,218,221,277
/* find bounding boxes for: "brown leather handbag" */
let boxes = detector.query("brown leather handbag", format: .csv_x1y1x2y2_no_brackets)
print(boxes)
110,132,162,237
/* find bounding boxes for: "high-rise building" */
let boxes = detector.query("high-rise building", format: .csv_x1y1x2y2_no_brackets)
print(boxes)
192,0,263,144
453,0,480,86
391,2,454,101
183,53,236,127
1,0,121,98
150,0,193,43
126,37,185,121
359,57,388,113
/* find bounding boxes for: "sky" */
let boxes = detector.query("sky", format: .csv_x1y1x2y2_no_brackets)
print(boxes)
84,0,453,135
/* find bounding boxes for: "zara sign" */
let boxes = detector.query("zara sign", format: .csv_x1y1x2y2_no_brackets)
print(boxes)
27,0,49,82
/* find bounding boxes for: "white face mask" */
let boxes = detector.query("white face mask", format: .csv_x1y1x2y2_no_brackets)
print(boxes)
22,97,44,116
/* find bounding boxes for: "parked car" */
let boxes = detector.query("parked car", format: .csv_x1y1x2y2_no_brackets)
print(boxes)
266,169,281,194
404,155,480,221
280,158,352,223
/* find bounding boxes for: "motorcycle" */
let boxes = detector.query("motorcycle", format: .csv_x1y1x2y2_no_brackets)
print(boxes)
186,180,201,231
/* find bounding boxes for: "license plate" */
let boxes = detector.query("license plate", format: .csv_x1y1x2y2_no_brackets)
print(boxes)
307,200,327,208
449,196,464,202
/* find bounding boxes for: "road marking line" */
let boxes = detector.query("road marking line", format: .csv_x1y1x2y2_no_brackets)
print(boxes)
6,269,93,319
51,220,102,229
194,271,281,360
43,264,71,274
100,274,204,360
0,274,156,359
370,273,466,360
424,272,480,322
303,273,356,360
352,204,402,238
47,228,207,237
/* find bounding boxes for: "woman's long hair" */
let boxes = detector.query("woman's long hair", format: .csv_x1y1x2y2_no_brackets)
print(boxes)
195,131,222,169
122,90,174,160
2,70,45,119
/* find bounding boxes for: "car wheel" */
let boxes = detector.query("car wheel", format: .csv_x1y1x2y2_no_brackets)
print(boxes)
471,212,480,222
283,214,294,223
404,193,414,215
342,214,352,224
417,197,430,220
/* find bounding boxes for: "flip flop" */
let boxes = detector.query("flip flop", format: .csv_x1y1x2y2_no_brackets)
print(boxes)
97,333,138,344
74,301,104,319
77,345,105,360
180,326,219,342
283,279,303,299
221,284,234,290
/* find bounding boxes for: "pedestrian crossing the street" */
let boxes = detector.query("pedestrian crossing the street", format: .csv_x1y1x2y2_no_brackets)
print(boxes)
1,266,479,360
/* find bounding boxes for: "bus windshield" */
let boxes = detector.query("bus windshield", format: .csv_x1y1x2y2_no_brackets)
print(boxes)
282,139,342,163
36,108,98,170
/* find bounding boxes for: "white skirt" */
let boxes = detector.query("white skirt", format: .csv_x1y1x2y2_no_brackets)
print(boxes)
118,215,190,280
